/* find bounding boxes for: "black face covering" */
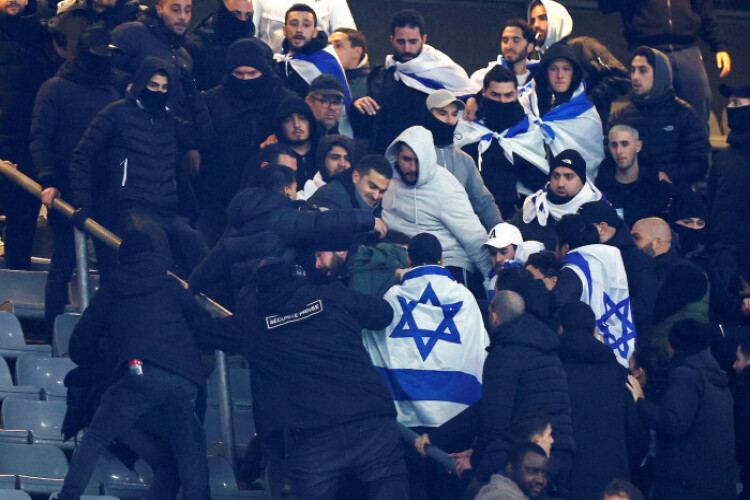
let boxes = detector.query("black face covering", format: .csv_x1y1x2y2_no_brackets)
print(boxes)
478,97,526,132
216,2,254,40
673,224,705,254
139,89,168,112
424,112,456,147
223,74,272,100
728,106,750,133
75,50,112,79
545,185,574,205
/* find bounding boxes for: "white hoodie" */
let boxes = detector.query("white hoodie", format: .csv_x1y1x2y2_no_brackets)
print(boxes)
528,0,573,54
382,127,491,277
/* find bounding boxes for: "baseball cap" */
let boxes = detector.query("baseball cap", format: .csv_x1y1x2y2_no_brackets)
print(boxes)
426,89,466,111
719,83,750,99
309,74,345,97
484,223,523,249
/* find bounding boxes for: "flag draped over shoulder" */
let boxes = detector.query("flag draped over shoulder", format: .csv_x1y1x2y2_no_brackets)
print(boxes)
520,81,604,180
454,116,548,194
562,244,637,367
385,44,480,98
363,265,489,428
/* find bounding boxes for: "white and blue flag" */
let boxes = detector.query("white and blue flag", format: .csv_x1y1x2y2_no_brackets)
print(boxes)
561,244,637,367
364,265,489,428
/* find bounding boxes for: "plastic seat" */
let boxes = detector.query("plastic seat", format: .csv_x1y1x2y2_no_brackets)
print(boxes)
0,356,42,403
207,367,252,406
0,491,32,500
0,270,48,320
15,354,75,400
50,495,121,500
88,451,149,499
0,475,16,490
0,442,68,494
0,312,52,360
1,398,73,449
53,314,80,357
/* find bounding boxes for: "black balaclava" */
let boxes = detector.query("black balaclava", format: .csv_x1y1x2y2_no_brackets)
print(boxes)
478,97,526,133
423,111,456,147
223,38,274,100
132,56,172,114
215,0,254,40
669,189,708,254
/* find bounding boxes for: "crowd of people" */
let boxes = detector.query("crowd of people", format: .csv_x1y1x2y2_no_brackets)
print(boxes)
0,0,748,498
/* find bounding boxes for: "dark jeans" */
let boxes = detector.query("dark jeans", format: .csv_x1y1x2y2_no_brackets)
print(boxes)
195,202,228,250
44,209,76,340
281,417,408,500
665,45,711,125
58,364,209,500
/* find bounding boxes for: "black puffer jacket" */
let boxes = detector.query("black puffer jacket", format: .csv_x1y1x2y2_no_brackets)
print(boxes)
560,326,648,500
430,313,574,481
0,1,52,164
71,57,209,213
183,3,261,91
69,248,207,390
608,48,709,186
198,77,294,206
636,349,735,499
30,60,121,198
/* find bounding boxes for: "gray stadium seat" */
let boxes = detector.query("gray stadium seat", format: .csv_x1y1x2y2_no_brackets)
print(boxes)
0,442,68,495
0,356,42,403
0,491,32,499
88,451,149,499
15,354,75,400
50,495,120,500
0,270,48,320
0,398,73,449
52,314,80,358
0,475,16,490
0,312,52,360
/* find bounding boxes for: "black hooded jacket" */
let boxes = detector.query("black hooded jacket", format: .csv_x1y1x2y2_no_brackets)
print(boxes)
608,48,709,186
534,43,584,118
0,0,53,165
71,57,210,214
272,96,319,186
276,31,329,98
201,273,396,437
429,313,574,481
636,349,735,499
69,249,207,390
198,73,294,207
184,3,262,91
189,187,377,308
30,60,121,197
559,327,648,500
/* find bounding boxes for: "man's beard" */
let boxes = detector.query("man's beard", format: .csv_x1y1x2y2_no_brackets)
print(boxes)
640,241,656,258
324,253,346,278
394,48,422,63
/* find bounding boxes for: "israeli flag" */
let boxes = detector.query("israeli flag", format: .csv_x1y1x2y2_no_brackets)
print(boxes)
385,44,480,98
363,266,489,428
519,81,604,181
562,244,637,367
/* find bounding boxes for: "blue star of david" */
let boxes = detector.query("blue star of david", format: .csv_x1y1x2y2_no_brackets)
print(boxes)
597,293,637,359
390,283,464,361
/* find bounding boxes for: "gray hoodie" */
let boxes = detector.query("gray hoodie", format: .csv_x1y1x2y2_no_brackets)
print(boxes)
382,126,492,277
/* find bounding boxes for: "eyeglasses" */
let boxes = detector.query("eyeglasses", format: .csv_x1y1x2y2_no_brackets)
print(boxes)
489,247,512,256
310,95,344,108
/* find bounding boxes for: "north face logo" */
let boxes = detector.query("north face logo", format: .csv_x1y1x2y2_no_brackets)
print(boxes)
562,158,572,164
663,125,675,132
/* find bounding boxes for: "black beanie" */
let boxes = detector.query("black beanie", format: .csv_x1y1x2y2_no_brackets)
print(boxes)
668,318,710,354
225,38,270,75
578,200,620,228
669,189,708,223
550,149,587,184
556,300,596,334
408,233,442,266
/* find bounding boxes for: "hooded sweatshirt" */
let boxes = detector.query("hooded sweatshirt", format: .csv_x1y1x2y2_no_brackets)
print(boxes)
609,47,709,185
528,0,573,56
272,96,319,186
381,126,492,277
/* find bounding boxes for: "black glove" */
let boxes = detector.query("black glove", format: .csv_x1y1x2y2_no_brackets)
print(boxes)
70,208,91,231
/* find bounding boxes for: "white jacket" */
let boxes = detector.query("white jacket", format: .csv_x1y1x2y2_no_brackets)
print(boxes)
382,126,492,277
252,0,356,54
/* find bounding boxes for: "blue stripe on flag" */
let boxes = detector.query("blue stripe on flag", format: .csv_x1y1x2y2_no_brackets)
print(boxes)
561,251,593,303
292,50,352,107
401,265,456,284
541,90,594,122
375,367,482,405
